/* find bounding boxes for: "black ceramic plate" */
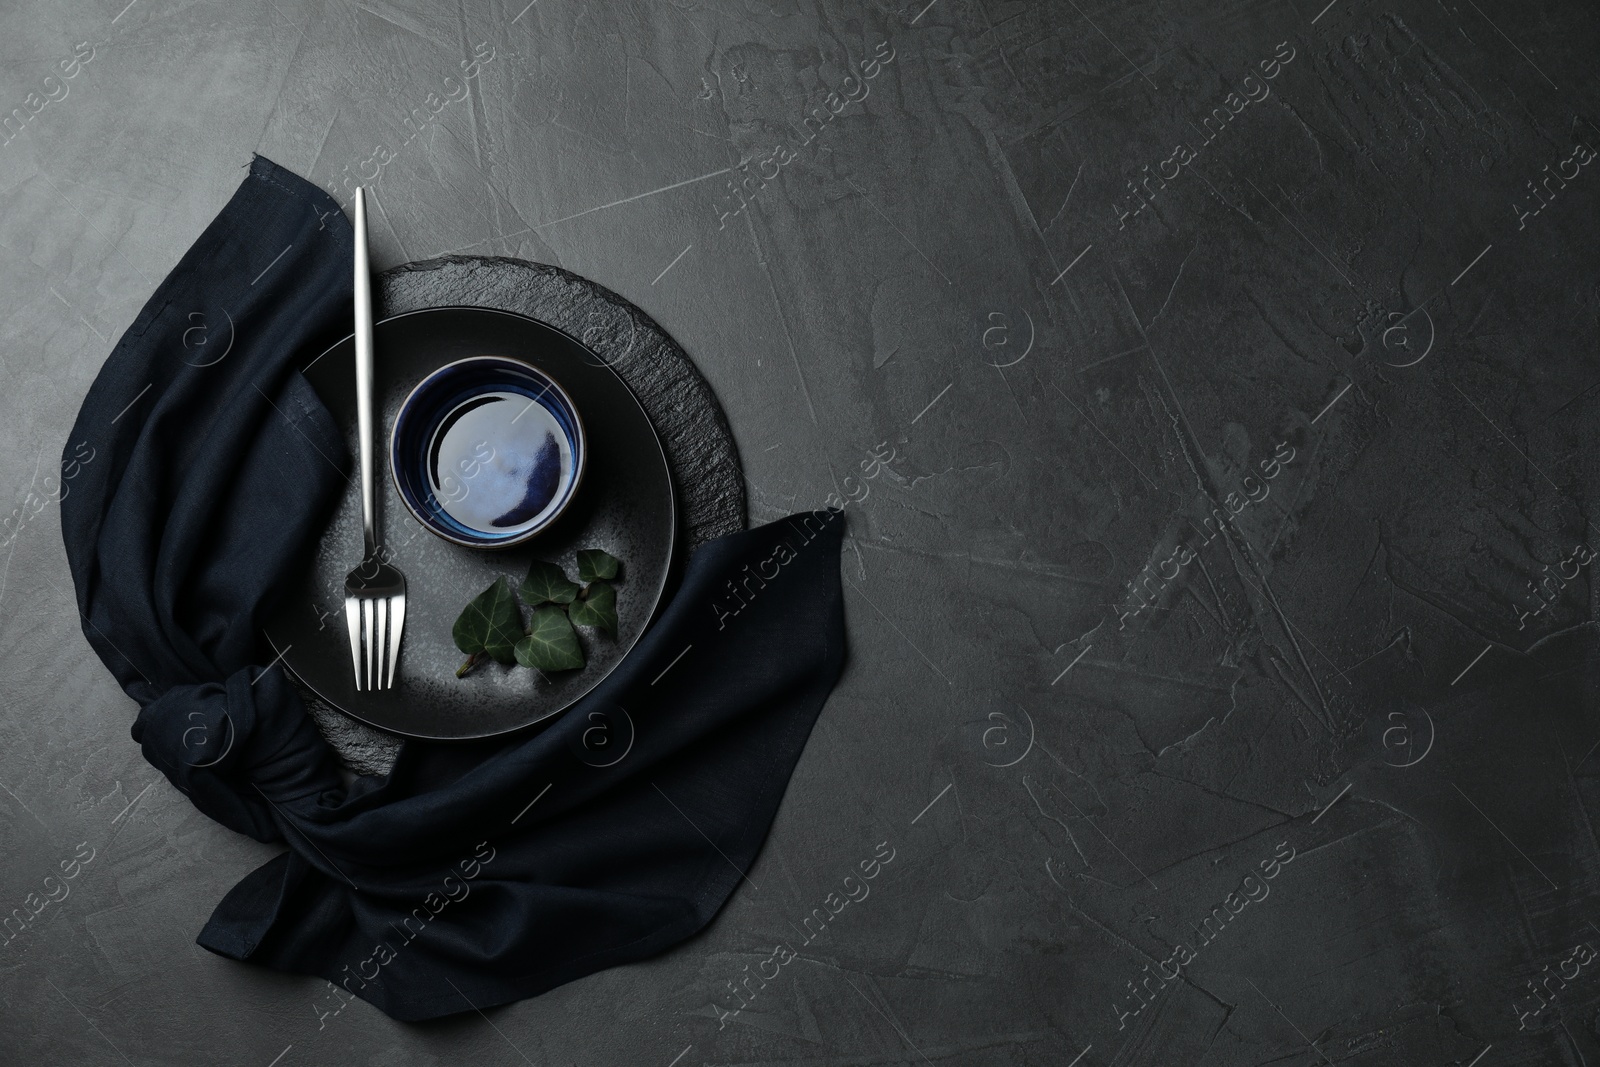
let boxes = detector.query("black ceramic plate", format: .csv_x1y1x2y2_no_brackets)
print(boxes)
263,306,677,740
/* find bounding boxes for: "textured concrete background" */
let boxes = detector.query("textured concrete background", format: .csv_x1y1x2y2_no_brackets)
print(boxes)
3,0,1600,1064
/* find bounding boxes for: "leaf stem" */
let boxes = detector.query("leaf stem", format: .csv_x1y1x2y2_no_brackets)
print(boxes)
456,651,483,678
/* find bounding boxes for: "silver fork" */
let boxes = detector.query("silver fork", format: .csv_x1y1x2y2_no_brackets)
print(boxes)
344,187,406,691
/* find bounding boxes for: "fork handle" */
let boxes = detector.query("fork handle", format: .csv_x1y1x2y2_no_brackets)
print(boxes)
353,187,377,557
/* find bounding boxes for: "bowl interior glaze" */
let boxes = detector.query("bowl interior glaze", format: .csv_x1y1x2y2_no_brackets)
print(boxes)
391,356,586,549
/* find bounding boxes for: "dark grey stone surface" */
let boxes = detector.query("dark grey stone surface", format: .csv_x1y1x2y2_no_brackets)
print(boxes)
3,0,1600,1064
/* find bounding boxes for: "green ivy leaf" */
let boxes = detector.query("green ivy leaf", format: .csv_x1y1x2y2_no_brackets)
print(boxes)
521,559,580,606
576,548,621,583
452,577,522,674
515,605,585,671
568,580,618,637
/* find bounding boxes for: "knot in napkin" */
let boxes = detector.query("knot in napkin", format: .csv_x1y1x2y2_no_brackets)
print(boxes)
132,668,341,841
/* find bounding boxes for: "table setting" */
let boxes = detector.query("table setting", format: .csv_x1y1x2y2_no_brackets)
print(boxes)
57,156,846,1021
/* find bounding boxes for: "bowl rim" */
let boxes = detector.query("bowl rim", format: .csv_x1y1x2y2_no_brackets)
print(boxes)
389,353,589,549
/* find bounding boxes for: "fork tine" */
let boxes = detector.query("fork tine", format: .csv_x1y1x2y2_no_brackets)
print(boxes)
345,596,363,692
362,598,374,692
385,595,405,688
375,598,388,690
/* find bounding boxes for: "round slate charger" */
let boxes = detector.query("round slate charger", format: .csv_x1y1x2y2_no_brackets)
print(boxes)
293,255,747,775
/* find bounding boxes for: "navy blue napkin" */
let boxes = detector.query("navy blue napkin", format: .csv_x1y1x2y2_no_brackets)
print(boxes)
59,156,846,1021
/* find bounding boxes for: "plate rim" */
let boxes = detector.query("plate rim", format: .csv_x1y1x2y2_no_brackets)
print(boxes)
268,303,679,742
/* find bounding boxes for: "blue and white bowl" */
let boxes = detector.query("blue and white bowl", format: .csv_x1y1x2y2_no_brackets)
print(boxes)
390,356,586,549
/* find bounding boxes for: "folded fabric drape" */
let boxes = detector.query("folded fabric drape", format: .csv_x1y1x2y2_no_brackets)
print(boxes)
59,156,846,1021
